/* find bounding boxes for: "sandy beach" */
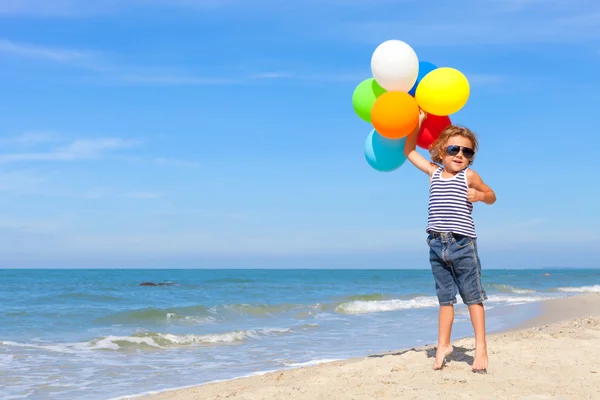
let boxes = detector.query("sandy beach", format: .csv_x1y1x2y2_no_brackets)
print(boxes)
129,293,600,400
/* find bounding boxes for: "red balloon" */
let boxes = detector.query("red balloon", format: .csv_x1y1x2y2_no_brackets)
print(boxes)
417,115,452,149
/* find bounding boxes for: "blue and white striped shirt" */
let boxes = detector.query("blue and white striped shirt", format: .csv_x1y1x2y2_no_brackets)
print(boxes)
426,167,477,239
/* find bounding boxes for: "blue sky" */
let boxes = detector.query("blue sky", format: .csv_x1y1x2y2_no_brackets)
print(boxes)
0,0,599,268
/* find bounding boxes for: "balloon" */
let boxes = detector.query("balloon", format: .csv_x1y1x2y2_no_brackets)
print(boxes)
364,129,407,172
415,67,470,115
408,61,438,97
351,78,387,122
417,115,452,149
371,40,419,92
371,91,420,140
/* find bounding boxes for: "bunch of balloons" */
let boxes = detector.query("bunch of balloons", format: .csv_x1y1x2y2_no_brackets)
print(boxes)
352,40,471,172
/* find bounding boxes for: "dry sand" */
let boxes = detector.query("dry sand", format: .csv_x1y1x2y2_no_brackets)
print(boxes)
136,293,600,400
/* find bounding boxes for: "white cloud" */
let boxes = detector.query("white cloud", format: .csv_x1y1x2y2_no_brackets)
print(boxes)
0,170,162,200
101,70,367,85
0,131,62,148
0,39,92,61
59,138,136,157
0,138,137,163
0,170,109,199
1,39,363,85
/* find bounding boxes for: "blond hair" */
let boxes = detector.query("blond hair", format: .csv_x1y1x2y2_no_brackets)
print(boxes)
429,125,478,166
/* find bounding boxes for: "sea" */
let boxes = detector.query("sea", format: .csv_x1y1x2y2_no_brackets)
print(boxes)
1,268,599,400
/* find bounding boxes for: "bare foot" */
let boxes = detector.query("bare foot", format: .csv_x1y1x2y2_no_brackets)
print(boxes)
472,344,488,373
432,344,453,370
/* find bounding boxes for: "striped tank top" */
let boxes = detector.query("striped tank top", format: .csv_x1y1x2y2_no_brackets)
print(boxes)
426,167,477,239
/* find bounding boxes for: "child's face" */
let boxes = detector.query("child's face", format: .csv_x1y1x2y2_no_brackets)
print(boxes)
442,135,474,172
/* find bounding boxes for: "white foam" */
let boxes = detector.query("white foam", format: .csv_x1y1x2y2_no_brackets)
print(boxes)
0,340,87,354
335,296,439,314
335,292,559,315
1,327,293,354
557,285,600,293
0,354,14,366
512,288,536,294
486,294,550,304
284,358,341,367
91,327,292,350
92,335,162,350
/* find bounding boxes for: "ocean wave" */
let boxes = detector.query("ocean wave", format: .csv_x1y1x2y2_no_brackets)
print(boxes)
0,354,14,366
90,327,291,350
486,294,550,304
334,293,555,315
557,285,600,293
97,302,315,325
335,296,439,314
222,303,303,317
92,289,565,324
0,327,294,353
0,340,84,354
89,329,290,350
487,284,536,294
341,293,389,302
96,305,214,324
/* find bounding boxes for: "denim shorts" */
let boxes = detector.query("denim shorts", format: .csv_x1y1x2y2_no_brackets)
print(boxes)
426,231,488,306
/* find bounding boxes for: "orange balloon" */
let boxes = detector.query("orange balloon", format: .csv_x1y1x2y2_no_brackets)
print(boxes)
370,91,419,139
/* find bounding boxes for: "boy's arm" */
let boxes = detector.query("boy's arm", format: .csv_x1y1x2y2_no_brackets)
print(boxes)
403,111,438,176
466,169,496,204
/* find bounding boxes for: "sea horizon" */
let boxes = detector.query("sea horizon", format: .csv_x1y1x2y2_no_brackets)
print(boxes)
3,266,599,270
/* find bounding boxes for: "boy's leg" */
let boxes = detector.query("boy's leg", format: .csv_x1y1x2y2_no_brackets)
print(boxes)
451,235,488,371
428,234,458,369
468,303,488,371
435,305,455,369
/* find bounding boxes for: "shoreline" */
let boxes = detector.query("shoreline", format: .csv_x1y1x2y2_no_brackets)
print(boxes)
123,293,600,400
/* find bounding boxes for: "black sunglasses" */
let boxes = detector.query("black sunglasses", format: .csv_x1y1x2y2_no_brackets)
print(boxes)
446,145,475,159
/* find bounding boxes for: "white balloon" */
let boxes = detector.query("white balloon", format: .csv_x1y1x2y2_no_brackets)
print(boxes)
370,40,419,92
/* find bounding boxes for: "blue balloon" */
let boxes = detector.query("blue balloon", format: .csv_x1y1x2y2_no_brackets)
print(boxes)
364,129,407,172
408,61,438,96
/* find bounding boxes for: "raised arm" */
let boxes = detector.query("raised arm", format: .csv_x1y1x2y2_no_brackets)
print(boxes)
403,111,438,176
466,169,496,205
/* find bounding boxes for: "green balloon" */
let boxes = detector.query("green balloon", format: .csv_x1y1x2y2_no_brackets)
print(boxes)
352,78,386,122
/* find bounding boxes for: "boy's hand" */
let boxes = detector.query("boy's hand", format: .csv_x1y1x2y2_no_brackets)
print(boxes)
467,188,482,202
418,109,427,127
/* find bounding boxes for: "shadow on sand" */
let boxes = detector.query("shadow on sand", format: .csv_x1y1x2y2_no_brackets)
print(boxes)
368,345,475,368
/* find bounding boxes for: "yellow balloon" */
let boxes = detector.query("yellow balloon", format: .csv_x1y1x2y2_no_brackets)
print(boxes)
415,67,470,116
